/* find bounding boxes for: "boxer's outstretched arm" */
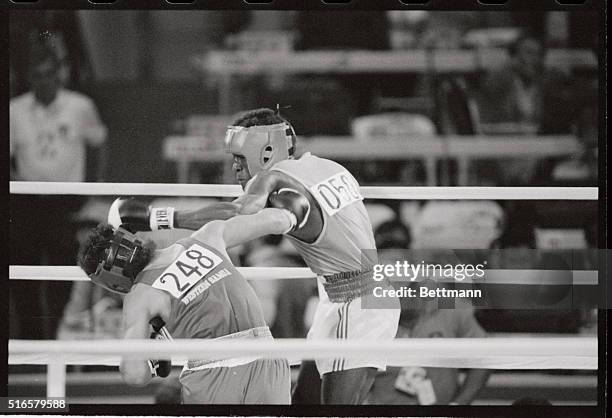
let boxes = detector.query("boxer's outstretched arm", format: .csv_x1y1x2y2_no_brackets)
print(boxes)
233,170,324,243
120,284,171,386
109,198,240,232
173,201,240,230
193,208,294,250
142,170,322,241
165,172,282,230
237,170,288,215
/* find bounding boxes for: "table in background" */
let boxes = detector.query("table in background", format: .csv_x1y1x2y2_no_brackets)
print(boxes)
163,135,581,186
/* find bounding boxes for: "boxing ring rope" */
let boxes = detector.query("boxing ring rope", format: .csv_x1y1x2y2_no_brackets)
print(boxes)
10,181,598,200
9,181,599,398
9,337,598,397
10,266,315,282
9,265,599,286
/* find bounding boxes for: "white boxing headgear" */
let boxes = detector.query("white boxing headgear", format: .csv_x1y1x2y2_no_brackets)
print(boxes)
224,122,296,175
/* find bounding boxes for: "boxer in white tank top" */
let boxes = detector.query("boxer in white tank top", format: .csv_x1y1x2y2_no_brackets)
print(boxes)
109,108,400,404
224,109,400,405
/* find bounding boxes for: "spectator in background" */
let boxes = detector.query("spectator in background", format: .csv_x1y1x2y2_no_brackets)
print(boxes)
375,219,412,251
367,286,491,405
477,32,574,184
10,12,94,94
9,33,107,339
10,33,107,183
478,32,545,129
476,219,584,334
369,219,490,405
478,32,575,133
533,78,598,187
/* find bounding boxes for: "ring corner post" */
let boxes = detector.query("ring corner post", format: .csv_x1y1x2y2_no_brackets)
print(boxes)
47,356,66,399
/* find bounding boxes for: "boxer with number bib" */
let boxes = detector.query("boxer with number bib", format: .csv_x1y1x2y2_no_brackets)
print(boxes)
109,108,401,404
77,201,309,404
230,109,401,404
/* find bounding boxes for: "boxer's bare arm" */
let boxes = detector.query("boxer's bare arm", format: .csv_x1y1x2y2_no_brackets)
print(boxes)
120,284,171,386
169,170,323,242
238,170,324,243
192,208,294,250
172,201,241,230
169,172,289,231
236,170,285,215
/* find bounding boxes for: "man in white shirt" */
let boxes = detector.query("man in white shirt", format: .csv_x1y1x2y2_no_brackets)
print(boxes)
10,41,107,182
9,37,107,339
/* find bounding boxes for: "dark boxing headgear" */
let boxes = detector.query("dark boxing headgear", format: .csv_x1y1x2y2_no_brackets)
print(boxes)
86,227,144,294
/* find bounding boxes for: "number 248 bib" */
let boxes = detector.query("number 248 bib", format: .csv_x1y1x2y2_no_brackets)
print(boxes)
152,244,224,299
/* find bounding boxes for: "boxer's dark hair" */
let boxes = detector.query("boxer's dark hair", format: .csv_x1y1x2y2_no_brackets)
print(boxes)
123,238,155,279
78,223,155,278
232,108,286,128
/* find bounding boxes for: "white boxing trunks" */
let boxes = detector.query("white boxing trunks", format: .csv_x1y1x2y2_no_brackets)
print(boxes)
308,277,400,376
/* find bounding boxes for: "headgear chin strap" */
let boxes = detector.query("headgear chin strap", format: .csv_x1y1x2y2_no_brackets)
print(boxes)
88,227,144,294
224,122,296,175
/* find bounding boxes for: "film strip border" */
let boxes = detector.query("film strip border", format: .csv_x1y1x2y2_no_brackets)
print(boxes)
4,0,603,9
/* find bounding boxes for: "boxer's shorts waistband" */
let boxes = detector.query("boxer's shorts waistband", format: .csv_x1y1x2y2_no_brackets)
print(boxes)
185,326,272,370
322,270,377,303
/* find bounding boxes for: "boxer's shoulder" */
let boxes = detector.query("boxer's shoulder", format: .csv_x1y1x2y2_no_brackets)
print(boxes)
137,244,184,283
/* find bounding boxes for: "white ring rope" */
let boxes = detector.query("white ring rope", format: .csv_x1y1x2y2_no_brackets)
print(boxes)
9,337,597,370
9,265,598,285
9,266,315,282
8,181,600,396
10,181,598,200
9,181,600,399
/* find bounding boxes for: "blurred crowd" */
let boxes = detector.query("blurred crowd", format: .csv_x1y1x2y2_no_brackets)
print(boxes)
8,9,599,405
9,11,599,185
